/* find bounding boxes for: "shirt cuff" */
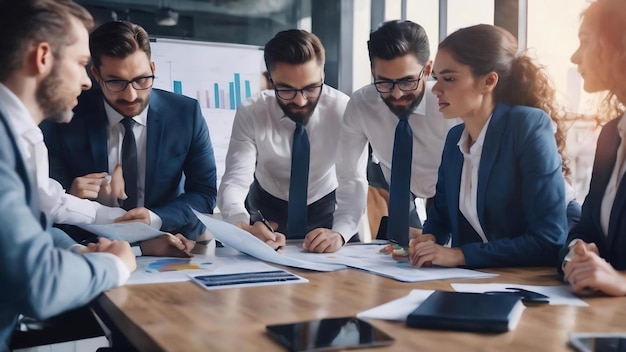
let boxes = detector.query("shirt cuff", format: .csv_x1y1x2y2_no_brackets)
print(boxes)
69,244,86,254
148,210,162,230
94,252,131,286
131,245,143,257
332,222,356,244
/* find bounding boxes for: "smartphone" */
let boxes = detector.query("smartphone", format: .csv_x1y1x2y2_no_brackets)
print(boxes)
569,333,626,352
266,317,394,352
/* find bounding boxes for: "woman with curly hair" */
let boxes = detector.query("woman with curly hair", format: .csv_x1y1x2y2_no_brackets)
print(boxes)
561,0,626,296
408,24,577,268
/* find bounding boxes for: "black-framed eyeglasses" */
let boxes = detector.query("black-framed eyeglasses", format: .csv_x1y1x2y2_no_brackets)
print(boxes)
273,80,324,101
101,75,155,93
373,67,425,93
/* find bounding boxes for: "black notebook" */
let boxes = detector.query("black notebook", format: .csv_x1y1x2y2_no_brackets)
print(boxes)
406,291,525,333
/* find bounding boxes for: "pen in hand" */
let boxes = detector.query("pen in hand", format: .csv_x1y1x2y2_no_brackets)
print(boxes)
254,210,282,252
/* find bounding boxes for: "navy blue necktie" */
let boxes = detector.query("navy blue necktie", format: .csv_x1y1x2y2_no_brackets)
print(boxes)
387,117,413,246
288,123,310,238
121,117,138,210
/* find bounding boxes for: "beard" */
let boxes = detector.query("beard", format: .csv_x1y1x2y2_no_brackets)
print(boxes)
104,96,149,119
382,89,425,119
36,63,75,123
277,95,321,125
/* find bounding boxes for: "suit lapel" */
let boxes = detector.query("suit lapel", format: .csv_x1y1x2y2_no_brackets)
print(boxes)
145,92,164,205
448,129,464,240
594,122,621,239
476,103,508,231
88,99,110,171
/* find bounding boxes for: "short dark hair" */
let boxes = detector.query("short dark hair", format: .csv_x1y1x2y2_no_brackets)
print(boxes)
368,20,430,65
0,0,93,82
90,21,151,69
264,29,325,72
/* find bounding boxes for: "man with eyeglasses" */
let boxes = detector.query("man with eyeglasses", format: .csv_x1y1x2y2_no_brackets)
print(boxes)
218,29,350,253
41,21,217,257
333,20,459,249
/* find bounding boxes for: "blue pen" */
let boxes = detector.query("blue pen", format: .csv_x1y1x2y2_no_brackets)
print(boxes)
254,210,282,251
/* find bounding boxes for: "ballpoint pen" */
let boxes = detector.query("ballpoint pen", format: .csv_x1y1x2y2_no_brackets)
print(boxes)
253,210,282,251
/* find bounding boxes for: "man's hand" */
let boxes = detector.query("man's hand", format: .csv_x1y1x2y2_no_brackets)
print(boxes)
237,221,286,251
409,234,464,267
87,237,137,272
97,164,127,206
302,228,344,253
114,207,151,225
140,234,194,257
564,241,626,296
69,172,108,199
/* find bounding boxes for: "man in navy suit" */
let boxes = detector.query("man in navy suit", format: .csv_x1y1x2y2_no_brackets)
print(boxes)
42,21,217,252
0,1,136,348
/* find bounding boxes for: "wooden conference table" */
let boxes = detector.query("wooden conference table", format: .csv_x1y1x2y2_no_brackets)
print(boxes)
95,263,626,351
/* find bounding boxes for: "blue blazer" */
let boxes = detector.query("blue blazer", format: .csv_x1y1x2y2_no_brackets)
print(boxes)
560,116,626,270
423,103,568,268
0,111,120,348
41,88,217,239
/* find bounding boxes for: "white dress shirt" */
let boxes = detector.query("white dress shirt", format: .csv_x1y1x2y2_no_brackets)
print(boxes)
333,81,460,237
0,83,129,285
601,112,626,236
457,116,492,243
103,101,162,229
217,85,350,231
0,85,125,226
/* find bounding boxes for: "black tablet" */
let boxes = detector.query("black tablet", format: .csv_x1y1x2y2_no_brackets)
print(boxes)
266,317,394,352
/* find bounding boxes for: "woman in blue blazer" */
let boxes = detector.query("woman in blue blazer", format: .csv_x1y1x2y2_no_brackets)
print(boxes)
409,24,571,268
562,0,626,296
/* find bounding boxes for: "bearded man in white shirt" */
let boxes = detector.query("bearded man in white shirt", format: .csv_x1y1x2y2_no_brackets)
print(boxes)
333,20,459,248
218,29,350,253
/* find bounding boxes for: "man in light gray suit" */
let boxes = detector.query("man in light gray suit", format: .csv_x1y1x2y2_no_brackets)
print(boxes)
0,0,136,349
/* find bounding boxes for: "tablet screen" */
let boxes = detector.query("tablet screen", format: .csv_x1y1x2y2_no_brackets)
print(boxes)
266,317,394,351
570,334,626,352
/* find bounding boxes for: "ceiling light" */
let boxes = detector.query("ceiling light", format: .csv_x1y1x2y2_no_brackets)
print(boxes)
156,7,178,26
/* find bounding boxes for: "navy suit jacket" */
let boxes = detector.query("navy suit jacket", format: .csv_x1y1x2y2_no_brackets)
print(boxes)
560,116,626,270
0,111,120,349
423,103,568,268
41,88,217,239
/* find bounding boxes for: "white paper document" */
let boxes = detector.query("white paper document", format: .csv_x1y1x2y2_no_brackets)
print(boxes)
192,210,346,272
450,283,589,306
77,221,164,242
357,289,435,321
281,244,497,282
127,254,305,286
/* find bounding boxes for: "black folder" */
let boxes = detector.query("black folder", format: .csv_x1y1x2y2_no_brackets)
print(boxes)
406,291,525,333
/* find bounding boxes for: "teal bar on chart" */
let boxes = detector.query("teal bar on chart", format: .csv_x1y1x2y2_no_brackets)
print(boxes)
229,82,235,110
214,83,220,109
234,73,242,107
173,80,182,94
245,80,251,99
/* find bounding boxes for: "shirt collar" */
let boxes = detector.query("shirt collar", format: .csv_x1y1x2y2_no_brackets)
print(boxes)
103,98,149,127
457,114,493,155
0,82,40,144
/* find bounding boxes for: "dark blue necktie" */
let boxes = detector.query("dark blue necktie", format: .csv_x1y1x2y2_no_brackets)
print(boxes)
288,123,310,238
387,117,413,246
121,117,138,210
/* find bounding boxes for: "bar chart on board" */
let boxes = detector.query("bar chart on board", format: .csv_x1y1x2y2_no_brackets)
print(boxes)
150,38,264,187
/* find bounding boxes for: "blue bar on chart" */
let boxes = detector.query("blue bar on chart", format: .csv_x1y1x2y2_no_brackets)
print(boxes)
173,80,182,94
229,82,235,110
245,80,251,99
214,83,220,109
234,73,242,107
